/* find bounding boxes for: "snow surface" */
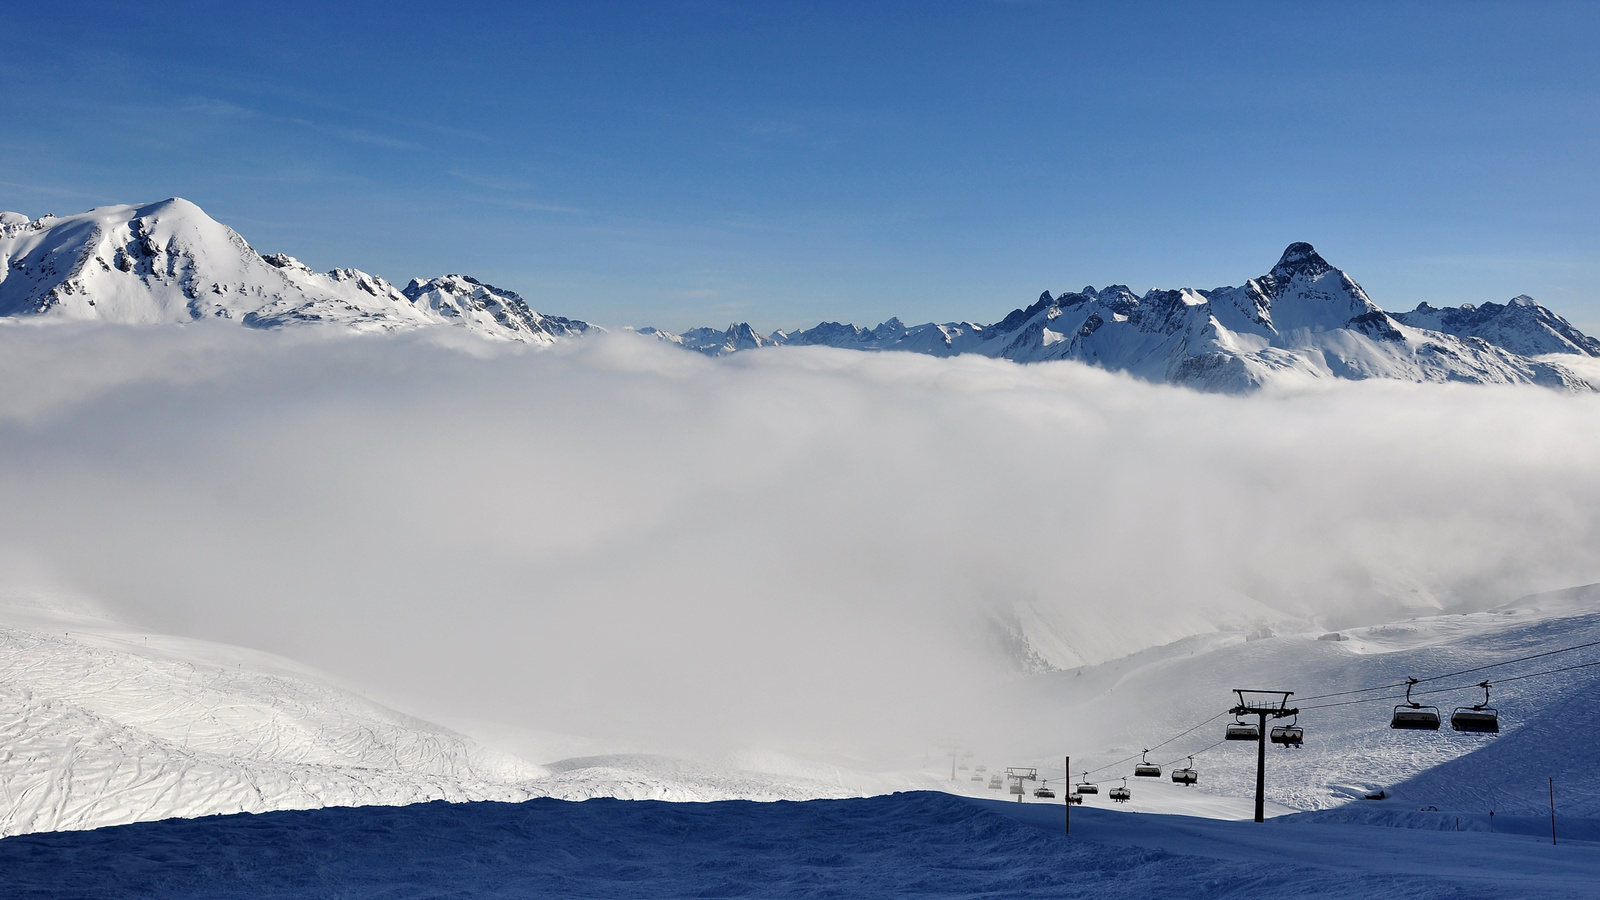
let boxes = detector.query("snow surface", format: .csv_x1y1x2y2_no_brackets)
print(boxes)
5,581,1600,842
648,243,1597,393
0,594,948,840
0,792,1594,899
979,583,1600,818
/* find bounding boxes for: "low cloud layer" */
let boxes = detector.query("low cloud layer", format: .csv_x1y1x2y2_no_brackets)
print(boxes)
1,324,1597,763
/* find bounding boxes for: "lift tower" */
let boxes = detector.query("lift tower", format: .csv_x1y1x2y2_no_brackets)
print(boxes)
1230,689,1298,823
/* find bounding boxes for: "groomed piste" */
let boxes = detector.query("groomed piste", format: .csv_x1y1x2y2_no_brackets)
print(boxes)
1,792,1596,899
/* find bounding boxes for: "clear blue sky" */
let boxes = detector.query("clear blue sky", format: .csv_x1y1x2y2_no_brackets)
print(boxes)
3,1,1597,333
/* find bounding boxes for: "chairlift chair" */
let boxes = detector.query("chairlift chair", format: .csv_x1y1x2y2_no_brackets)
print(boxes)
1108,778,1131,803
1171,756,1198,786
1450,682,1500,734
1008,780,1025,796
1269,715,1304,747
1133,750,1161,777
1391,677,1442,730
1067,792,1083,805
1225,716,1259,741
970,772,984,781
1034,784,1056,799
1075,772,1099,795
988,775,1003,789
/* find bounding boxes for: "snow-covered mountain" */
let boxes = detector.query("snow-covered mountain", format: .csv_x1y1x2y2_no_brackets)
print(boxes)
0,199,594,344
1391,294,1600,357
650,243,1596,392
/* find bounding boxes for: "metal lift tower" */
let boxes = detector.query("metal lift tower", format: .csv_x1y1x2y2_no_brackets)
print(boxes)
1230,689,1298,823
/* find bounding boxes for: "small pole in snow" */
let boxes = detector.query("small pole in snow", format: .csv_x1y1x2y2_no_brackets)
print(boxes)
1489,811,1494,833
1550,777,1557,845
1064,755,1070,837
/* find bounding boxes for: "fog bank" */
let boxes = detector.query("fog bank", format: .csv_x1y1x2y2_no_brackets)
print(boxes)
1,324,1597,762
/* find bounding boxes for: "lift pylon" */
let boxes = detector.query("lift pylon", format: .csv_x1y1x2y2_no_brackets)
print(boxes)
1230,689,1297,823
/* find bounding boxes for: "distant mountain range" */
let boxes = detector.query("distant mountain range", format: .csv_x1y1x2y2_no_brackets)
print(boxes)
3,199,1595,391
647,243,1600,392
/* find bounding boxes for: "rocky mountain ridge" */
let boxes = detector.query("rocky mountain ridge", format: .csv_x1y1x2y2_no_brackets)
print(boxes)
650,242,1597,392
5,201,1594,392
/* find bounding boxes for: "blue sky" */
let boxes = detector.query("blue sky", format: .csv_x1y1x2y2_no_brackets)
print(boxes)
3,1,1597,333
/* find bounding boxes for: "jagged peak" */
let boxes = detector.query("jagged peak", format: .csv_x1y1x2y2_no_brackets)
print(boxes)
262,253,314,273
1270,242,1334,280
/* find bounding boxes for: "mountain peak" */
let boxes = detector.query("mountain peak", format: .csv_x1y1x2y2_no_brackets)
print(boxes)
1270,242,1334,280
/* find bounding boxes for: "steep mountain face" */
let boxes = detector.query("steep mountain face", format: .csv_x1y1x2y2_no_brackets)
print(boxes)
1392,295,1600,358
0,200,593,344
651,243,1595,392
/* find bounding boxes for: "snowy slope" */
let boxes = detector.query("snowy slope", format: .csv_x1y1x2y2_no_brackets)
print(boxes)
0,595,942,839
7,579,1599,840
0,200,593,343
653,243,1594,392
969,583,1600,819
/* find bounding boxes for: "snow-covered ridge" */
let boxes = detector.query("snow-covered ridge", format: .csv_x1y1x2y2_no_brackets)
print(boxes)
0,199,595,344
0,597,922,840
650,243,1597,393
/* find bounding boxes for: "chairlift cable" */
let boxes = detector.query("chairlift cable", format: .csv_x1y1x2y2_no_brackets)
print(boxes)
1410,638,1600,686
1074,637,1600,776
1296,637,1600,703
1160,738,1226,768
1299,656,1600,711
1080,711,1229,776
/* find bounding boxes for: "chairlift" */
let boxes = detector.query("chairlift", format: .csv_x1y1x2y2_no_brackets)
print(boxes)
1034,784,1056,799
1225,714,1259,741
1449,681,1500,734
1390,677,1441,730
1171,756,1198,786
988,775,1003,789
970,772,984,781
1108,778,1131,803
1133,749,1161,778
1067,792,1083,805
1269,714,1304,747
975,764,987,773
1075,771,1099,795
1009,780,1025,796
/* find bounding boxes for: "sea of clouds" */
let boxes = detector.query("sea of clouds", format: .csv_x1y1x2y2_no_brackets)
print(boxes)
1,323,1597,762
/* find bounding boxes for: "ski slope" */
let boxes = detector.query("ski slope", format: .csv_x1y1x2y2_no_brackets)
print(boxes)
4,582,1599,840
0,594,940,839
879,583,1600,822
